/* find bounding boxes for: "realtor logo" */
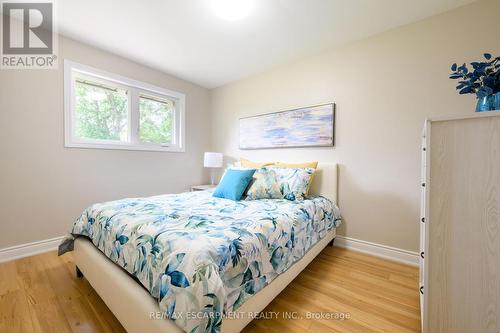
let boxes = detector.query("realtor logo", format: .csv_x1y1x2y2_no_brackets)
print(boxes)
1,0,58,69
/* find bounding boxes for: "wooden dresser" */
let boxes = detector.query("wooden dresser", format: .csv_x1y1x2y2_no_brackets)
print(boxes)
420,112,500,333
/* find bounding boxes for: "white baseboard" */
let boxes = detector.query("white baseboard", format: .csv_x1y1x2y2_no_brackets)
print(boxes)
334,235,419,266
0,236,64,263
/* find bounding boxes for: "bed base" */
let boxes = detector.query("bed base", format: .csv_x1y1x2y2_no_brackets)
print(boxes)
74,229,336,333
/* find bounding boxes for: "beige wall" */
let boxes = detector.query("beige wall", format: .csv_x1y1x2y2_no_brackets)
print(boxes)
0,37,211,248
211,0,500,252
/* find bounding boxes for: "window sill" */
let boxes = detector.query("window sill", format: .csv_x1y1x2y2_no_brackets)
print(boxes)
64,142,185,153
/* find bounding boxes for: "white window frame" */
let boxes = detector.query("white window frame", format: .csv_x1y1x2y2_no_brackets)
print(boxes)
64,60,185,152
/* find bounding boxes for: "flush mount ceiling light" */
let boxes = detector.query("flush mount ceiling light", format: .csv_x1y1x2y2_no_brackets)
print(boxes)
210,0,254,21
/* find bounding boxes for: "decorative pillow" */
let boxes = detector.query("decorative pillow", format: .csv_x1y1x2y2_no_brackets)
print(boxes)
245,168,282,200
274,161,318,196
213,169,256,201
268,166,315,201
219,165,257,197
274,161,318,169
240,158,274,168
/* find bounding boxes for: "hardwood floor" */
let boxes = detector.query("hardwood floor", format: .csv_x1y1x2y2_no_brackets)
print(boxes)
0,246,420,333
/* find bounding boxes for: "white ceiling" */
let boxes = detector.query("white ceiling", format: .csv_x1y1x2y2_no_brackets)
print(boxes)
58,0,476,88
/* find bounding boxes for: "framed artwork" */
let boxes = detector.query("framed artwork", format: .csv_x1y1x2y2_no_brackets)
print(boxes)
239,103,335,149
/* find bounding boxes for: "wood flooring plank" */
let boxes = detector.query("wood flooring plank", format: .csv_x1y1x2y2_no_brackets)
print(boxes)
0,260,22,296
0,289,35,333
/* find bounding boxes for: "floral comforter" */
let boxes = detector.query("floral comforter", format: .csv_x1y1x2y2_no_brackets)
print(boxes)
60,190,341,333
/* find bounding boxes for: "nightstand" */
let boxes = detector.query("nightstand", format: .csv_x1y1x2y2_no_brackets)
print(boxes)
190,184,217,192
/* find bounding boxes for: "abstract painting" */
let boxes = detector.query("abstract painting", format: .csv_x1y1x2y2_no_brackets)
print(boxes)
239,103,335,149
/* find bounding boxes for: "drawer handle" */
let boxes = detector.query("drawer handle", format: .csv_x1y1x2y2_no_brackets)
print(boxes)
420,286,424,295
420,252,424,259
421,217,425,223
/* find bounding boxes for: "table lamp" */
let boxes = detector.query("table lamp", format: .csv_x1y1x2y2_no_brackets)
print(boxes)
204,152,223,185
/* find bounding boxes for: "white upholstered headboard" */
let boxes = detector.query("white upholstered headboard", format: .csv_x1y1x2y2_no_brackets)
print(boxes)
309,163,338,204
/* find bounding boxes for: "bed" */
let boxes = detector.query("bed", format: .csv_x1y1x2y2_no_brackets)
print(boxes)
61,163,340,333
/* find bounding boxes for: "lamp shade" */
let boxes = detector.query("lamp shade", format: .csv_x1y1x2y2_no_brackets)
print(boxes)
204,152,223,168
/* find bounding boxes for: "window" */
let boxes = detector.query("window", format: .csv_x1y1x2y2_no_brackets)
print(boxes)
138,93,174,145
64,60,185,152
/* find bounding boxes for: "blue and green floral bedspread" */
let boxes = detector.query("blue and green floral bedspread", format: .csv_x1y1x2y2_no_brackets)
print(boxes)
60,190,341,333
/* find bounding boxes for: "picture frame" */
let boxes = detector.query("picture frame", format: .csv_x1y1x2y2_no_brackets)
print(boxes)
239,103,335,149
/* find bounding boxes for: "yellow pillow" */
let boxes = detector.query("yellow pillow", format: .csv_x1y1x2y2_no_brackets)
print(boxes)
240,158,274,168
275,161,318,169
275,161,318,196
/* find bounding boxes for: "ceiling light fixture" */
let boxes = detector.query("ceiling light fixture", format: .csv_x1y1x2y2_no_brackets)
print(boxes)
210,0,254,21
